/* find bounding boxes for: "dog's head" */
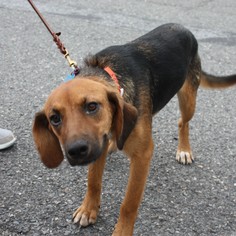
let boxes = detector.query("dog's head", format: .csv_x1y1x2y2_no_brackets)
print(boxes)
33,78,138,168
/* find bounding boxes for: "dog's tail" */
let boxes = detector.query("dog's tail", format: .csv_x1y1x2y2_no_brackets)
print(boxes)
200,71,236,89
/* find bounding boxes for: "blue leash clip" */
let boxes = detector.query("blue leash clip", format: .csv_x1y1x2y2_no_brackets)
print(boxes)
64,68,80,82
64,72,75,82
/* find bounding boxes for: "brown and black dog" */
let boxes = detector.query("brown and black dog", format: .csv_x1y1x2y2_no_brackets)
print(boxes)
33,23,236,235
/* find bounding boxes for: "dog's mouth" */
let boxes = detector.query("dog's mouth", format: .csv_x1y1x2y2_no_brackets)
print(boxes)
67,157,96,166
65,134,109,166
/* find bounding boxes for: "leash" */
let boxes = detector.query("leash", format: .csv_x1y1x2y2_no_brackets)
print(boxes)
28,0,123,95
28,0,80,77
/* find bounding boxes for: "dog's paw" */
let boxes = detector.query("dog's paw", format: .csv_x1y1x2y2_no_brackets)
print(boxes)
176,151,194,165
72,203,99,227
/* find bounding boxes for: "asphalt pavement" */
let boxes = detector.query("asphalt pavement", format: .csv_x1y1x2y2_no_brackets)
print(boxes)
0,0,236,235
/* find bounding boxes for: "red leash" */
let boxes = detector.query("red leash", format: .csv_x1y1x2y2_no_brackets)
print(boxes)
28,0,79,71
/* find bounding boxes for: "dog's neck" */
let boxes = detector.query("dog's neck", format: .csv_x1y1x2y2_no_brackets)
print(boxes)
77,65,124,96
104,66,124,96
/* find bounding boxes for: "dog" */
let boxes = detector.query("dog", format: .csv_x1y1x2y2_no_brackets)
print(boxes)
33,23,236,235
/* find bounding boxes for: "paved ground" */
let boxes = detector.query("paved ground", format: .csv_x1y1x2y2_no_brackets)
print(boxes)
0,0,236,235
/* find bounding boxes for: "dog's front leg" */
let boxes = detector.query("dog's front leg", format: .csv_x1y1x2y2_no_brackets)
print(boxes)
73,151,107,226
113,130,154,236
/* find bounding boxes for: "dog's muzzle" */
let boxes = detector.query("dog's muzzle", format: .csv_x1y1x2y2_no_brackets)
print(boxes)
65,135,108,166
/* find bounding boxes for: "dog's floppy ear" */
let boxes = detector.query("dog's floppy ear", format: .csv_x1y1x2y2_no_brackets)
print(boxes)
32,111,64,168
108,92,138,150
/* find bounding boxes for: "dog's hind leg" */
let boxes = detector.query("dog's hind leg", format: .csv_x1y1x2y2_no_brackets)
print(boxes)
176,56,201,164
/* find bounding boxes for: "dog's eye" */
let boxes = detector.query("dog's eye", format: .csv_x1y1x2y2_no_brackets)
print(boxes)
86,102,99,114
49,113,62,126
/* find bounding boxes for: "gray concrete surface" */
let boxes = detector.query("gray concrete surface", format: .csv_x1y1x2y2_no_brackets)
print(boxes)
0,0,236,235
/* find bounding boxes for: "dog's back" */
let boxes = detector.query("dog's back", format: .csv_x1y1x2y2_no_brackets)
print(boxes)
90,23,199,113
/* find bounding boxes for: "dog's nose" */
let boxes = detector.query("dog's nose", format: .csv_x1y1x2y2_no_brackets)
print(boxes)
67,140,89,159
